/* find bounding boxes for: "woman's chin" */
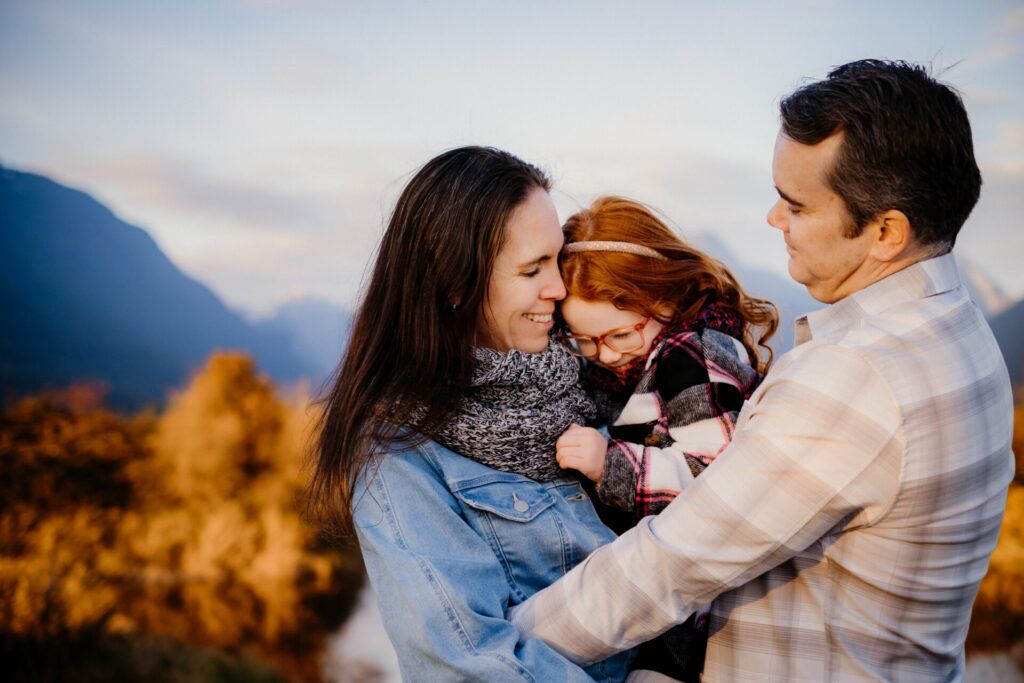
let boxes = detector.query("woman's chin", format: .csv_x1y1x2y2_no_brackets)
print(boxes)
513,334,551,354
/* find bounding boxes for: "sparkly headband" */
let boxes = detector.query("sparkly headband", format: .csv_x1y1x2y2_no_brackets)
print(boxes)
562,240,668,260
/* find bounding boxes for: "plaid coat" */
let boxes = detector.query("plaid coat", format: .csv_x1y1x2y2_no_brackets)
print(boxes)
592,318,762,519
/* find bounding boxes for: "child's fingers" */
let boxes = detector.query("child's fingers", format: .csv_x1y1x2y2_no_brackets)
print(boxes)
555,448,580,469
556,431,580,449
556,441,577,459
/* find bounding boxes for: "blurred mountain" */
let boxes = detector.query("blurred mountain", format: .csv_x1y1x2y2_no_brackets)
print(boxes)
256,297,351,387
692,232,819,352
3,162,1015,406
0,165,318,408
693,234,1022,371
991,300,1024,386
959,257,1014,319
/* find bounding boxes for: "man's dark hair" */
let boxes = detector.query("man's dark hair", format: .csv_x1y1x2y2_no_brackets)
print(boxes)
780,59,982,247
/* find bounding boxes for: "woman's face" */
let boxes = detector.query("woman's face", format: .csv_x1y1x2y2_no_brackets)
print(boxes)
476,188,566,353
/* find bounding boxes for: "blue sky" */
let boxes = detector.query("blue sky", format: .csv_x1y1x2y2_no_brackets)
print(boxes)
2,0,1022,315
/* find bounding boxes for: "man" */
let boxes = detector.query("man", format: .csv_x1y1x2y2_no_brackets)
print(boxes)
510,59,1015,681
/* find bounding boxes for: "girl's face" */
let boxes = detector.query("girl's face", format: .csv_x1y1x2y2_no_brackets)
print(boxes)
476,188,567,353
560,296,665,369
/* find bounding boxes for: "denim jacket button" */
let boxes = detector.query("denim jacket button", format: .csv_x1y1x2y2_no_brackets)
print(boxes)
512,493,529,513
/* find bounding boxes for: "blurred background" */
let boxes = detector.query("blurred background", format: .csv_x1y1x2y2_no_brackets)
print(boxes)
1,1,1022,680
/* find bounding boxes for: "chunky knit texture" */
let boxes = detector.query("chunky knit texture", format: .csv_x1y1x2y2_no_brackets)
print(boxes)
430,340,596,481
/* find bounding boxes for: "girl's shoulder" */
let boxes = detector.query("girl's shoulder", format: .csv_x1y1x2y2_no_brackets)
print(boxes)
650,326,760,396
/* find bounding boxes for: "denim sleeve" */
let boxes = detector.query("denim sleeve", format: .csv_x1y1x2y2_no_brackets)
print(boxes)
352,448,601,683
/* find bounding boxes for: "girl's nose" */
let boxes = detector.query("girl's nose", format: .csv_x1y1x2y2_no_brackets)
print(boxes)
598,343,622,366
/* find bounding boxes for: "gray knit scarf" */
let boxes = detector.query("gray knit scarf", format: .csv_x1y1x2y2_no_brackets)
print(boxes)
429,340,596,481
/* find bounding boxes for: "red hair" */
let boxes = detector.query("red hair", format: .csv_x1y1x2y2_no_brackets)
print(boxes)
560,196,779,372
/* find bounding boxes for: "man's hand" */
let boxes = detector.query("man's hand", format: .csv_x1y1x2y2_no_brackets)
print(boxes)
556,424,608,482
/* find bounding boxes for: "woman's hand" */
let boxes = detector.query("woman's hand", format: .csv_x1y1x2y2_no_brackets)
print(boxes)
556,424,609,483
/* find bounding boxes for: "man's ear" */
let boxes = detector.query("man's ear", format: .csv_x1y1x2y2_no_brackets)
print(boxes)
869,209,914,263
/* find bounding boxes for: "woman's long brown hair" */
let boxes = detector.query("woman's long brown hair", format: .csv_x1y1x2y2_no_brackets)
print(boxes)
307,147,550,536
560,196,778,373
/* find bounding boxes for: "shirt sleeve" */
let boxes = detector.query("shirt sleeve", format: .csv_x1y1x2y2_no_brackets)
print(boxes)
353,444,607,682
509,343,904,666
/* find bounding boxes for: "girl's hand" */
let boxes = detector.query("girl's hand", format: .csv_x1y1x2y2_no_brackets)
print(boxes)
556,424,608,483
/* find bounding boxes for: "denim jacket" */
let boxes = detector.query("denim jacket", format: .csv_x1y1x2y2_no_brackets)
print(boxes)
353,437,633,682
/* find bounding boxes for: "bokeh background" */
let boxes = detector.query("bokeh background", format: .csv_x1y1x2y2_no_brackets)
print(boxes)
2,1,1022,681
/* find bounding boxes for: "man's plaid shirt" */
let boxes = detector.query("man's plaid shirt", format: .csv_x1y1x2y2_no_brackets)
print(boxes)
511,253,1015,681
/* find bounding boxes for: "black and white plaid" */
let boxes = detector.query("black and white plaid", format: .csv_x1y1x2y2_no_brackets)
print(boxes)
594,323,761,519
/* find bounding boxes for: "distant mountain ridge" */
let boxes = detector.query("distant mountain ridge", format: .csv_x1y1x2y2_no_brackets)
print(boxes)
991,300,1024,386
0,165,318,408
256,297,351,389
960,258,1015,319
692,232,819,352
2,164,1019,407
693,233,1023,383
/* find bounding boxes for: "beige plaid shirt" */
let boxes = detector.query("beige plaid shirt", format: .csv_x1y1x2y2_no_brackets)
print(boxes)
510,253,1015,681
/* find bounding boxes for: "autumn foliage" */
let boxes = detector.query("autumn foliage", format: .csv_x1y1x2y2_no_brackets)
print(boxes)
966,398,1024,658
2,352,1022,679
0,354,363,682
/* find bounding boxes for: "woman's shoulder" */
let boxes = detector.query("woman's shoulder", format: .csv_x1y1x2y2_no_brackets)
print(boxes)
366,434,541,492
366,434,454,479
351,436,474,529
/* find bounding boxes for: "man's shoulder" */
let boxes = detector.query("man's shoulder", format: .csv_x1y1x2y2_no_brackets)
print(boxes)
801,284,985,362
770,340,892,400
774,285,1009,423
835,287,999,382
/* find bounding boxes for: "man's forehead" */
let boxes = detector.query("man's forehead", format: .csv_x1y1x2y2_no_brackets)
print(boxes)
776,130,843,159
774,131,843,190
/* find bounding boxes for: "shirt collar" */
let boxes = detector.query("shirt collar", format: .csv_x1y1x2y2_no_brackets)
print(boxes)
794,252,962,346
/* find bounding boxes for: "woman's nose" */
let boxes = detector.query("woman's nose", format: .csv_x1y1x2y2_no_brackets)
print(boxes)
767,199,787,232
542,271,567,301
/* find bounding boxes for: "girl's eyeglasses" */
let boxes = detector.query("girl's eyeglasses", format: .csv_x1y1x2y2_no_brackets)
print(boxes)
556,318,650,359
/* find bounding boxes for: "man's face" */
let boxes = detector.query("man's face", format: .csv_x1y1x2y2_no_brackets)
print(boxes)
767,131,875,303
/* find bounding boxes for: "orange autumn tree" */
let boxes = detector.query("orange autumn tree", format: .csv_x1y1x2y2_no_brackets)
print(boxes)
966,387,1024,654
0,354,362,682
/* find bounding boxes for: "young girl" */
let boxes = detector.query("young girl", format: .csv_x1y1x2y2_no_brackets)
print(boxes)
553,195,779,681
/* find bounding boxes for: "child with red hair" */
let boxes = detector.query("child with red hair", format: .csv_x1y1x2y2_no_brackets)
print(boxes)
554,196,778,680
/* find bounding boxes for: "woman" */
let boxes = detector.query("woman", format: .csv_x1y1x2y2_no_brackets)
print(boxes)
309,147,633,681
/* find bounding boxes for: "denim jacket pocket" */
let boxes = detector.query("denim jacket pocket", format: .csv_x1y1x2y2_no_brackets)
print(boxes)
450,476,568,600
452,475,557,522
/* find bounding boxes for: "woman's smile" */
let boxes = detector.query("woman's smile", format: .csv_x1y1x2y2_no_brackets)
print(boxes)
523,312,553,325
